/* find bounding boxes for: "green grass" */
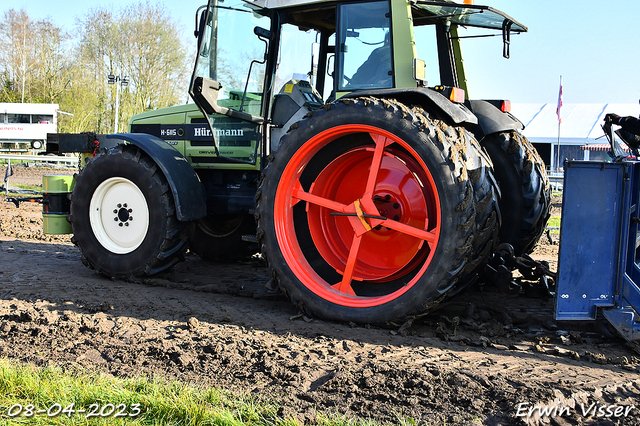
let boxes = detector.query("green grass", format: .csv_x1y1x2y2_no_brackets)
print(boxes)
547,215,561,235
547,215,561,228
3,184,42,200
0,359,397,426
12,184,42,192
0,160,29,167
0,359,294,425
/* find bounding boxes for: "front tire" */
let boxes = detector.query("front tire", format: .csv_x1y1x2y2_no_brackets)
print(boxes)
69,145,189,278
257,97,494,323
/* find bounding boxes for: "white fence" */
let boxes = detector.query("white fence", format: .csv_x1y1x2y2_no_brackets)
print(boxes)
0,153,77,166
548,171,564,192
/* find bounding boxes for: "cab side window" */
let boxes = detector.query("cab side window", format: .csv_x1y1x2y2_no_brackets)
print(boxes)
338,1,393,91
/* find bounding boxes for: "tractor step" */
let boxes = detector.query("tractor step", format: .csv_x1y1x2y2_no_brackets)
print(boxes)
242,234,258,243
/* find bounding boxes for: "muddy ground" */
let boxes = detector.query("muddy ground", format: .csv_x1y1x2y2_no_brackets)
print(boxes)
0,165,639,426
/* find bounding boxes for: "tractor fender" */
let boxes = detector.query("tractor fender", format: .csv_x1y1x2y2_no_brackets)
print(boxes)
341,87,478,126
466,100,524,140
106,133,207,222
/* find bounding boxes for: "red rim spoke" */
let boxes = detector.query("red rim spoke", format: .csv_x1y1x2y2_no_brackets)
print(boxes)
332,234,362,296
381,219,436,245
291,179,347,211
364,134,391,195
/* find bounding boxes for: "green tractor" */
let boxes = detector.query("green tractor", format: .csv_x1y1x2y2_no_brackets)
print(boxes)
53,0,550,323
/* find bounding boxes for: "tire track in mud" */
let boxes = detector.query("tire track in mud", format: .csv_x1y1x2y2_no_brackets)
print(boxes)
0,236,639,425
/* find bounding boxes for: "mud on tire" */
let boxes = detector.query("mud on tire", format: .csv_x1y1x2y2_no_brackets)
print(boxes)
69,145,189,279
417,109,500,281
257,97,498,323
481,131,550,255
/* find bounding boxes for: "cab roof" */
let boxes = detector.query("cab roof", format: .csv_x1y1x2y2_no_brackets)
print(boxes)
243,0,527,32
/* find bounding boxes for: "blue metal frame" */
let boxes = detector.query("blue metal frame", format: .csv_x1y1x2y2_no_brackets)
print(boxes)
556,160,640,341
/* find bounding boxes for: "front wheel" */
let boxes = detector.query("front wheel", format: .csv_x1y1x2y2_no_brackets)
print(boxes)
257,97,491,323
69,145,189,278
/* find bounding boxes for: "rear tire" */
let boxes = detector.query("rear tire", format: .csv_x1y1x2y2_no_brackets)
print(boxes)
257,97,494,323
69,145,189,278
420,111,499,279
481,131,551,255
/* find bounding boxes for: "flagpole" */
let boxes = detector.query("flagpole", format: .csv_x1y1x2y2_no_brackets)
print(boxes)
557,120,561,171
556,75,563,171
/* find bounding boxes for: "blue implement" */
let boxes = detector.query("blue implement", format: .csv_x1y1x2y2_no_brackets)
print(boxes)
556,161,640,341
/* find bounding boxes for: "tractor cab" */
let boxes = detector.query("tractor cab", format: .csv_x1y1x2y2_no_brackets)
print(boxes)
189,0,527,160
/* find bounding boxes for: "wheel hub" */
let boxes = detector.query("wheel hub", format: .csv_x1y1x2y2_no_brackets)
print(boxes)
114,203,134,227
307,146,430,281
89,177,149,254
373,193,402,230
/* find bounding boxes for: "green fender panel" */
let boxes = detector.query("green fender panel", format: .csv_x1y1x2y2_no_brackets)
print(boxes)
107,133,207,222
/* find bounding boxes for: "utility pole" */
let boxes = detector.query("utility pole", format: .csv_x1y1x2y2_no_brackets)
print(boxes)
21,19,27,103
108,74,129,133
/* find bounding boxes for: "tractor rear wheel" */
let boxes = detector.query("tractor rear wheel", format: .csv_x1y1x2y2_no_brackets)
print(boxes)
481,131,550,255
257,97,495,323
419,111,500,281
69,145,189,278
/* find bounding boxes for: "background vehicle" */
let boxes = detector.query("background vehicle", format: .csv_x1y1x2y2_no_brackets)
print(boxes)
0,103,58,152
46,0,551,324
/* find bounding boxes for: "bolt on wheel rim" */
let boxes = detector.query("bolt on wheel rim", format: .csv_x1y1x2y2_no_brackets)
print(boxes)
274,125,441,307
89,177,150,254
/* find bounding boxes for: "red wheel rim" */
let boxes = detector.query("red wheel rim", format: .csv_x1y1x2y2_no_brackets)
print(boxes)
274,125,441,307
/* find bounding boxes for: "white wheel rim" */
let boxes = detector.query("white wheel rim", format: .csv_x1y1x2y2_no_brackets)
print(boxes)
89,177,150,254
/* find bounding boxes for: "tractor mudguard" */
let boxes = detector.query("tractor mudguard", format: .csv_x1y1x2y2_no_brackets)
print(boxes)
467,100,524,139
341,87,478,126
106,133,207,222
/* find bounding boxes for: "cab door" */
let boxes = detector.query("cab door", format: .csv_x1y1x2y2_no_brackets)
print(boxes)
189,2,272,166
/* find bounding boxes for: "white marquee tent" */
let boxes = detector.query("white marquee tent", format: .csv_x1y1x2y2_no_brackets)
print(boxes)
511,103,640,168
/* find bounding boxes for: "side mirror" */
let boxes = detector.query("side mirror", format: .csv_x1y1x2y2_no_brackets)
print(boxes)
194,6,207,38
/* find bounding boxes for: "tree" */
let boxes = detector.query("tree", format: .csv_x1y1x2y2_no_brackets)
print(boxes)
0,3,190,134
77,2,189,132
0,9,38,102
120,2,189,111
32,21,73,103
0,9,74,105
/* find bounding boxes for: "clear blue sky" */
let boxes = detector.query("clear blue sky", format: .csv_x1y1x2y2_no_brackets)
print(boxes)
9,0,640,106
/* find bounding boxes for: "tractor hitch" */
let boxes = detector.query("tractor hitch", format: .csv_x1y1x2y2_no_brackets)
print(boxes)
6,197,45,208
482,243,556,298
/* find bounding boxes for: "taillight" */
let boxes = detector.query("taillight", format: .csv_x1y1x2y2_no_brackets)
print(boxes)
450,87,466,103
501,100,511,112
433,86,466,103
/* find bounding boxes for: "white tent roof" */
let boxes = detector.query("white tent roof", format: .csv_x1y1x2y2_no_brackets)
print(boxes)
511,103,640,145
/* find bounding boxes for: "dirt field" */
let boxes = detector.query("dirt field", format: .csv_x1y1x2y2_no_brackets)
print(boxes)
1,165,639,426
